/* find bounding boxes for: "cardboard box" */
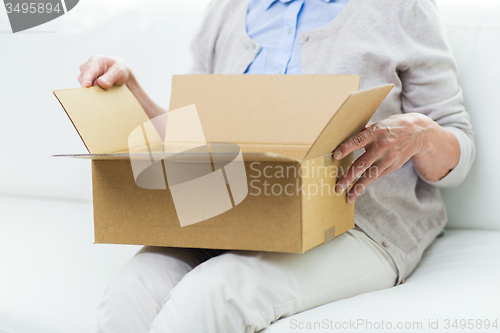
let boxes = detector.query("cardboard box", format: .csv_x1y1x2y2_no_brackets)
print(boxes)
54,75,393,253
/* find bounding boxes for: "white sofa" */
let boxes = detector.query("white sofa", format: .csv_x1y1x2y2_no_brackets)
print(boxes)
1,1,499,332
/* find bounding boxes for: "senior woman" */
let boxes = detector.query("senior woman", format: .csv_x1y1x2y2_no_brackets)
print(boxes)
79,0,475,332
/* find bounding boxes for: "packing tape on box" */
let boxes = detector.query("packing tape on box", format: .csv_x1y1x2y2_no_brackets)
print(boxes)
324,226,336,243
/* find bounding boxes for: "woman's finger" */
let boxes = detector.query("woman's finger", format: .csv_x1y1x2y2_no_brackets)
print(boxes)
333,127,375,160
81,65,100,87
96,63,126,89
364,123,375,130
346,162,385,202
79,56,106,87
335,151,378,194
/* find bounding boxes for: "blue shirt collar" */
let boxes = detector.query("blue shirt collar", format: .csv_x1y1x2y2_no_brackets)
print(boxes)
261,0,333,11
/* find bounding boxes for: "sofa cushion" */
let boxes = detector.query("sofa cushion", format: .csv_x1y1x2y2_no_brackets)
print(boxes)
0,1,201,201
438,2,500,231
2,195,499,333
0,197,141,333
262,228,500,332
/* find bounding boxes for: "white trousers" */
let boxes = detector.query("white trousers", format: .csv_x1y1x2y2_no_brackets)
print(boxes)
95,227,397,333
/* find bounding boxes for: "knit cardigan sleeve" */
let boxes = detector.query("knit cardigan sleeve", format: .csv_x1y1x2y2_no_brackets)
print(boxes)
400,0,475,187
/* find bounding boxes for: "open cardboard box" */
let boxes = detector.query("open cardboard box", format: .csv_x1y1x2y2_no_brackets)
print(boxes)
54,75,393,253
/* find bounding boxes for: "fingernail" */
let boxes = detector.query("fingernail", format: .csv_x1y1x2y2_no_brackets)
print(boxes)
335,183,344,194
83,80,91,87
101,77,110,85
333,150,342,159
347,194,355,203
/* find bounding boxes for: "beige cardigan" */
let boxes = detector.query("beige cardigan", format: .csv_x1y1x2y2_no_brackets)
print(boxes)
186,0,475,284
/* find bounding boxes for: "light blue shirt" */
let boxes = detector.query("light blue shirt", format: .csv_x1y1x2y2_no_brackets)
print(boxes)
245,0,349,75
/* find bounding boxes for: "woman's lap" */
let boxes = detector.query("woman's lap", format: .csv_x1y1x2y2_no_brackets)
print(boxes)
95,227,397,333
95,246,226,332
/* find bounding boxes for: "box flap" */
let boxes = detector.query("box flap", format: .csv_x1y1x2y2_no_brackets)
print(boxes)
52,151,298,163
169,75,360,147
53,85,152,154
302,84,394,161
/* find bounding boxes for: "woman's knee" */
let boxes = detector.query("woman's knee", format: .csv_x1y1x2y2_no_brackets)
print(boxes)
156,253,265,330
100,247,197,312
97,247,201,332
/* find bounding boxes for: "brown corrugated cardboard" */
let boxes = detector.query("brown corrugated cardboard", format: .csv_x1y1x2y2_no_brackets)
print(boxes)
54,75,393,253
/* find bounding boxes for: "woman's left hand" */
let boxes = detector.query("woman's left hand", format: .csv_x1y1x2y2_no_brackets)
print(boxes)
333,113,454,203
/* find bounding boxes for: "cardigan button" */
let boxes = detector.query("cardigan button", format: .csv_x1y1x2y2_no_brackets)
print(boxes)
382,241,389,248
303,34,310,42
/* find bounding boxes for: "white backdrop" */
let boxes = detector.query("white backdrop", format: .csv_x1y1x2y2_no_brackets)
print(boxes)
0,0,209,201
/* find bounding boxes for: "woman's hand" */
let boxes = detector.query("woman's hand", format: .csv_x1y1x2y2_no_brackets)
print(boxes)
77,55,130,89
333,113,460,203
76,55,166,119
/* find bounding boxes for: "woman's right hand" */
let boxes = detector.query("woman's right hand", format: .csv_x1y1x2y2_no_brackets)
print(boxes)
77,55,166,119
77,55,130,90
